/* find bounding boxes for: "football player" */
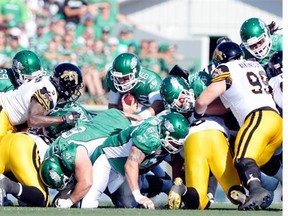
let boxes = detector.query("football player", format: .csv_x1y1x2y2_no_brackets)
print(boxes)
267,51,282,112
240,17,282,76
104,52,165,121
0,131,50,207
160,74,246,210
39,112,189,209
0,49,44,206
0,50,43,93
0,62,83,136
194,42,282,210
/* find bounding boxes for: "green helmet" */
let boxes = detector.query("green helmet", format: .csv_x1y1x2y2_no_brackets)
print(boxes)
240,18,272,59
111,52,141,93
39,155,74,191
12,50,43,86
158,112,189,154
160,75,195,113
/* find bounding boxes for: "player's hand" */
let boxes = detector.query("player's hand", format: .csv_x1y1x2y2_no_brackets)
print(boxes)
63,111,81,125
54,198,73,208
121,97,138,114
138,196,155,209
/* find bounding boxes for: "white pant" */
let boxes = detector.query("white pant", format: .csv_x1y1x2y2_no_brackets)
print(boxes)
81,154,125,208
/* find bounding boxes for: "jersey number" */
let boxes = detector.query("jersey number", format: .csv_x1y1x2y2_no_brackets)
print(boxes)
246,71,269,94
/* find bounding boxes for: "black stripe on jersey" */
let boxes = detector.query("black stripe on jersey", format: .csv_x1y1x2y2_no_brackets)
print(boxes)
32,144,41,171
236,111,262,159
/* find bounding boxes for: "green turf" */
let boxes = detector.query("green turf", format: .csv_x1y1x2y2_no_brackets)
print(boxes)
0,203,282,216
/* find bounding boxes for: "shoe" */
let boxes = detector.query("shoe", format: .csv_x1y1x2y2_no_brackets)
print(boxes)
230,190,247,205
238,187,272,210
0,174,7,207
3,197,13,206
168,177,187,209
207,192,215,204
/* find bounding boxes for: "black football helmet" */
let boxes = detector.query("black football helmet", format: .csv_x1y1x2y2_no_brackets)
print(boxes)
212,42,244,66
268,51,282,77
50,63,83,102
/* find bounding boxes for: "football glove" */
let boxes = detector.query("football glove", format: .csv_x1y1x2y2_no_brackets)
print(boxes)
62,111,81,125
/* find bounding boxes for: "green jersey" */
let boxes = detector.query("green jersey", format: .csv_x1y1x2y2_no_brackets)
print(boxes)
91,116,169,176
45,108,131,172
105,68,163,107
0,68,18,92
44,101,95,139
187,70,212,98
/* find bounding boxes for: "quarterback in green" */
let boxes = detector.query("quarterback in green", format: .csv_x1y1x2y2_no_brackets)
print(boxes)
0,50,43,92
104,52,165,121
40,112,189,209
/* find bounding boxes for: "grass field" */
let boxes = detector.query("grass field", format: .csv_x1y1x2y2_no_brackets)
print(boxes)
0,203,282,216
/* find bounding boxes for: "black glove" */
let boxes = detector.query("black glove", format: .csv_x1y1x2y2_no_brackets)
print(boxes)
62,111,81,125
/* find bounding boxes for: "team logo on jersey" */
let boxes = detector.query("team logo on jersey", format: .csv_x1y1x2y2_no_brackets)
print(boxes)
12,59,24,73
61,70,79,84
136,134,146,143
150,80,157,89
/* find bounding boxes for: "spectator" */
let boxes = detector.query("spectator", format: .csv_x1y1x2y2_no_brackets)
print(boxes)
0,30,9,67
0,0,29,29
140,40,162,75
63,0,88,25
82,40,108,105
94,1,137,38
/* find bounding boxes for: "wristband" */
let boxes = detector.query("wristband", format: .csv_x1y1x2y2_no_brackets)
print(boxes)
193,111,204,119
132,189,144,202
138,109,152,119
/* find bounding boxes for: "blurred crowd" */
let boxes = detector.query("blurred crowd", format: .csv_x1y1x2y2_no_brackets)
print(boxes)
0,0,183,105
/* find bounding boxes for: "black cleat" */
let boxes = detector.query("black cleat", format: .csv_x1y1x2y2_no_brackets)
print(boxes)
239,187,272,210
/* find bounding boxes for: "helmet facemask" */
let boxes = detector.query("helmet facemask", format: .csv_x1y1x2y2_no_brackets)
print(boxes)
160,130,185,154
244,31,272,59
15,69,43,85
111,70,138,93
170,89,195,113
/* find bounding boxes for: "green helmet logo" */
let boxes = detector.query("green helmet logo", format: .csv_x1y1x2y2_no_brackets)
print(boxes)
39,155,74,190
240,18,271,59
160,75,195,113
12,50,43,86
111,52,141,93
159,112,189,154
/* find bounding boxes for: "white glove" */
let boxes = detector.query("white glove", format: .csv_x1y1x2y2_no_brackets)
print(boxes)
54,198,73,208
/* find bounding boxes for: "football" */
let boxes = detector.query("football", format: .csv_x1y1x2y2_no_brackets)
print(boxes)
122,93,137,105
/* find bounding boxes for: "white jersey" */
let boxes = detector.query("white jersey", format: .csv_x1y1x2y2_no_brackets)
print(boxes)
269,74,282,108
213,59,277,126
0,76,58,125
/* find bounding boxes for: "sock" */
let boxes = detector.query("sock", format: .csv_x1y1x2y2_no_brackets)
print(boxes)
4,177,20,196
273,166,282,185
